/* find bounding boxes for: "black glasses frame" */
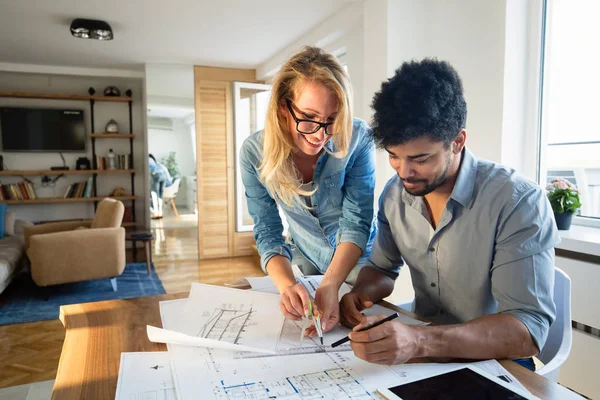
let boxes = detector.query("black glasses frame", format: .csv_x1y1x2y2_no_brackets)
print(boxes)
286,100,334,136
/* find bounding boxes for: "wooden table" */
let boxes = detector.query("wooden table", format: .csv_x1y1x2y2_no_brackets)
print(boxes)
52,292,582,400
125,231,154,274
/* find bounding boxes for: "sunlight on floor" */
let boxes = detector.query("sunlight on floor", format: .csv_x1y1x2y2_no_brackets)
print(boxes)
151,206,198,230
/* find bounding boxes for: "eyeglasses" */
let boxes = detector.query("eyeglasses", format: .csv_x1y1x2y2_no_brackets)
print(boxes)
286,100,335,136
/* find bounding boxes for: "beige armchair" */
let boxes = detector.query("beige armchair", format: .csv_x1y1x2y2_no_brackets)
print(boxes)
25,198,126,289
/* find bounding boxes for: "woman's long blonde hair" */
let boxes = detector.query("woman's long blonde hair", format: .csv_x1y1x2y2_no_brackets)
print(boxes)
259,46,353,207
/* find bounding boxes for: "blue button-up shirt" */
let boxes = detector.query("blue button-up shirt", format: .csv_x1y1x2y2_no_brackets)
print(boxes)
368,148,559,350
240,118,377,274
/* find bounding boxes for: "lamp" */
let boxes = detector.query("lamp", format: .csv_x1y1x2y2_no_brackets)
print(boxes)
70,18,113,40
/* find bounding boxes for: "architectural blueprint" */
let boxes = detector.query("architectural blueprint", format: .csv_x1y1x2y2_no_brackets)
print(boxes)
159,296,400,399
115,352,176,400
168,344,401,400
157,283,284,353
154,287,529,400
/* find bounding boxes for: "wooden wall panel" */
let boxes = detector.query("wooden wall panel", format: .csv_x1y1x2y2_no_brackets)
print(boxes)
194,66,258,82
194,67,259,260
195,82,230,259
233,232,256,257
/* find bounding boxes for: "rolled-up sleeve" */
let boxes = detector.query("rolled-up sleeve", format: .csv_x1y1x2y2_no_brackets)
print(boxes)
240,141,291,272
337,127,376,253
491,185,560,351
365,183,404,280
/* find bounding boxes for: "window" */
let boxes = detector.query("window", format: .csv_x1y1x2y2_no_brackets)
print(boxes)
539,0,600,224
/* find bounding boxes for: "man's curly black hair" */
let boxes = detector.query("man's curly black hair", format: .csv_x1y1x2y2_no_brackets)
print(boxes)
371,58,467,148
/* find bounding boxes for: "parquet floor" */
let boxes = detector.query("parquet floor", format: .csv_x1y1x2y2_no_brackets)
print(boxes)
0,226,265,389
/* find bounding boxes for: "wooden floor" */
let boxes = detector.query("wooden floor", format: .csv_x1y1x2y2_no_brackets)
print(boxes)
0,226,265,389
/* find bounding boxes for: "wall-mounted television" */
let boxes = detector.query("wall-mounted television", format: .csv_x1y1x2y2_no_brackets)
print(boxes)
0,107,86,152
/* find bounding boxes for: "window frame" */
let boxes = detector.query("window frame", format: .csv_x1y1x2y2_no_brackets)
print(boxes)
537,0,600,228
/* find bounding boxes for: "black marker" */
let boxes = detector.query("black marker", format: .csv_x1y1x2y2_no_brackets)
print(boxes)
331,312,400,348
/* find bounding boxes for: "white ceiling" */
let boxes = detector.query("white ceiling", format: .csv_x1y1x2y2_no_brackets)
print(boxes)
0,0,351,71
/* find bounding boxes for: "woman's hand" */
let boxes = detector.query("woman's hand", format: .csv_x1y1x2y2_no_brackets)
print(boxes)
280,283,316,320
305,284,339,336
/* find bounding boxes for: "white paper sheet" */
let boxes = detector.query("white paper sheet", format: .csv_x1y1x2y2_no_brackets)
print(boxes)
244,276,280,294
115,352,176,400
147,325,277,354
158,298,187,330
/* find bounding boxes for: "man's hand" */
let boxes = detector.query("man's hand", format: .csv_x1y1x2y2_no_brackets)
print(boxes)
339,292,374,328
280,283,316,320
349,315,420,365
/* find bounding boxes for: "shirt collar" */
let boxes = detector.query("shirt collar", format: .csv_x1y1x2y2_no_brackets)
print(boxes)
450,147,477,208
399,147,478,208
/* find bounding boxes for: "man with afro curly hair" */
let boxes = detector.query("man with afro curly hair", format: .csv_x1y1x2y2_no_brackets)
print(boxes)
339,59,560,370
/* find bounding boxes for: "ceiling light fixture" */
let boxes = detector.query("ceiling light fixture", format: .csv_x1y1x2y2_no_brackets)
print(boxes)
70,18,113,40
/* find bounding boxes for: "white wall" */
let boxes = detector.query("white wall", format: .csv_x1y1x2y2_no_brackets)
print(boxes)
256,2,364,81
386,0,509,164
0,71,146,224
145,64,194,100
148,118,196,206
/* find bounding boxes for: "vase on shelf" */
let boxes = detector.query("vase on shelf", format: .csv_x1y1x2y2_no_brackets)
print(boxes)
554,211,574,230
107,149,117,170
105,119,119,133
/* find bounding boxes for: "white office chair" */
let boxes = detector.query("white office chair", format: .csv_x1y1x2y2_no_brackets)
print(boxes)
536,267,572,381
163,178,181,216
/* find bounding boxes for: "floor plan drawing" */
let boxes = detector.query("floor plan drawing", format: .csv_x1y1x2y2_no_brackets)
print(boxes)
173,283,285,352
198,306,254,343
169,344,401,400
216,367,375,400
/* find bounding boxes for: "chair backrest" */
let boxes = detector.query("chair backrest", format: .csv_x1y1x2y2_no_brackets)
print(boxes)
537,267,572,381
91,198,124,229
163,178,181,199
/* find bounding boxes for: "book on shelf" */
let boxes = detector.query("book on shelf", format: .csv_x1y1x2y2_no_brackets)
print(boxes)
123,205,133,223
95,153,131,170
63,178,94,199
0,181,37,200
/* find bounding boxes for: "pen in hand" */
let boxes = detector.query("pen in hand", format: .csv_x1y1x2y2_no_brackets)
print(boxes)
330,312,400,348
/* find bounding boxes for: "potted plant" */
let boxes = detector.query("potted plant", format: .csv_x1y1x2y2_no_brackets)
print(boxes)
546,177,582,230
161,151,180,179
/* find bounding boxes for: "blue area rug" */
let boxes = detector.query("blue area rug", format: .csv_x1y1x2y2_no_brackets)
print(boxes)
0,263,166,326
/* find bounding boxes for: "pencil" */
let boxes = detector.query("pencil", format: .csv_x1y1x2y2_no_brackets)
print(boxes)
331,312,400,348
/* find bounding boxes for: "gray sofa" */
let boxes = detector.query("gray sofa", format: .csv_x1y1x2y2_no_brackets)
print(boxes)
0,214,32,294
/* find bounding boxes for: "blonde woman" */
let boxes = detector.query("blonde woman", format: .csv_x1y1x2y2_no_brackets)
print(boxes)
240,46,376,335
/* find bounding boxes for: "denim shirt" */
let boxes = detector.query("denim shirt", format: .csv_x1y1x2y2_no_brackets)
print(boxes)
240,118,377,273
368,148,559,350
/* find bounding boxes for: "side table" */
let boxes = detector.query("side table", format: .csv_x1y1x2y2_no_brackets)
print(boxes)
125,230,154,274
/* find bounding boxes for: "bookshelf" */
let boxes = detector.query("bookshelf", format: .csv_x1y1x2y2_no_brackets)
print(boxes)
0,91,132,102
0,170,135,176
0,195,136,205
0,89,138,226
90,133,135,139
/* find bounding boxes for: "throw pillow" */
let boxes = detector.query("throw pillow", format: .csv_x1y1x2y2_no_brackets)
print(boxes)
14,219,34,236
0,204,6,239
4,211,16,236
